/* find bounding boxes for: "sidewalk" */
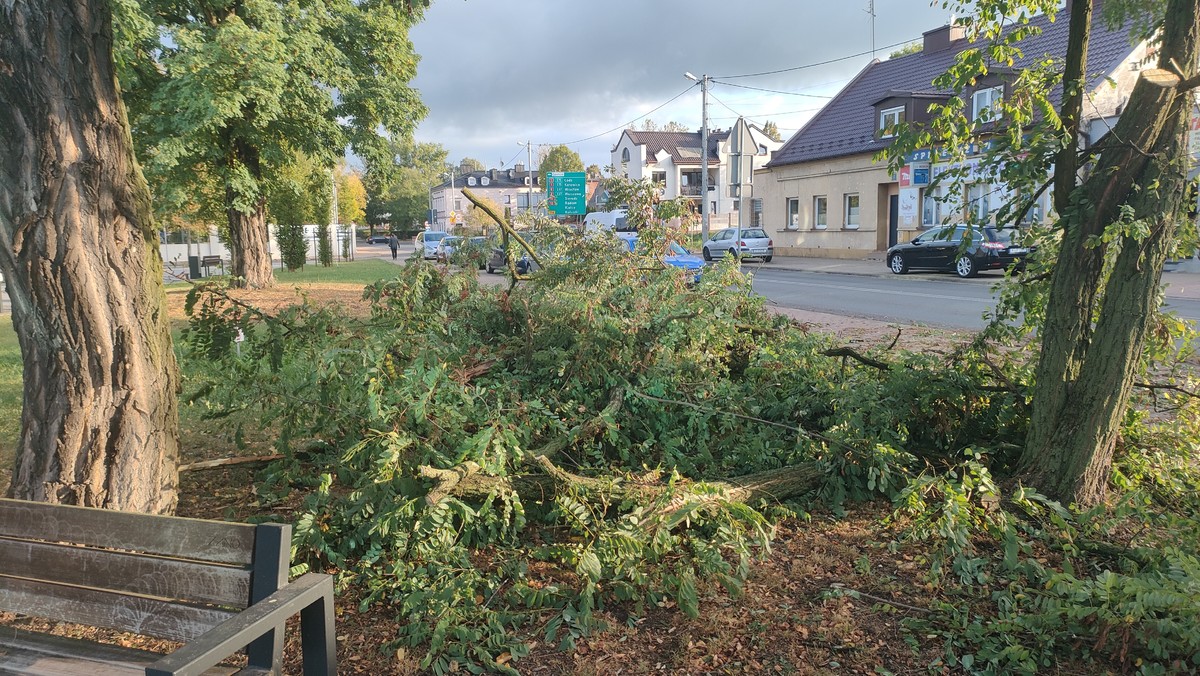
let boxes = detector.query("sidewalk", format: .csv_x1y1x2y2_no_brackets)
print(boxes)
756,253,1200,302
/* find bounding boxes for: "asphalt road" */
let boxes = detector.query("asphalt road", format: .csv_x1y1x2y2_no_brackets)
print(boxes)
250,244,1200,332
740,267,1200,331
746,268,1000,329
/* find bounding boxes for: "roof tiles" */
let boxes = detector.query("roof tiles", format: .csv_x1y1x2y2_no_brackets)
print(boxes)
767,12,1139,168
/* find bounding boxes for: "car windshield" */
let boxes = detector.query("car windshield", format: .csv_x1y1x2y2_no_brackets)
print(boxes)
425,232,448,242
668,242,689,256
442,237,460,246
989,228,1014,243
740,229,767,239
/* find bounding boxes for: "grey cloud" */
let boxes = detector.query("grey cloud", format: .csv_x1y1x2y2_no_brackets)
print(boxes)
409,0,953,167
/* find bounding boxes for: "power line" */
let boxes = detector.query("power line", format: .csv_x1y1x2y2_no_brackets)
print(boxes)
712,80,834,98
714,37,918,79
550,83,699,147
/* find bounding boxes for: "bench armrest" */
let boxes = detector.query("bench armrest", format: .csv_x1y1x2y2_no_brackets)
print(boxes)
146,572,336,676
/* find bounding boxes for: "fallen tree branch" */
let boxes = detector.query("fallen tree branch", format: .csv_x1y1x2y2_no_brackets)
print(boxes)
822,346,890,371
420,461,482,506
1134,382,1200,398
829,583,931,614
178,454,284,471
528,387,625,459
440,460,825,508
628,387,811,437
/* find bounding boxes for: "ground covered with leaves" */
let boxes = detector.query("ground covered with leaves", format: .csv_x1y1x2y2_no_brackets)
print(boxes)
170,221,1200,675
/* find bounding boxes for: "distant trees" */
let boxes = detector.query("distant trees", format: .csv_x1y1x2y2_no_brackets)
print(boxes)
458,157,486,173
762,120,783,142
628,119,690,133
365,139,450,234
539,145,585,191
336,167,368,227
118,0,428,288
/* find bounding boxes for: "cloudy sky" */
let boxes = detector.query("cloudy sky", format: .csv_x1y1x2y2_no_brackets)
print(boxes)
407,1,956,172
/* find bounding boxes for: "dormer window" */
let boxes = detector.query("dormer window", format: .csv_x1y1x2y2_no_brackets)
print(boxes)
879,106,906,138
973,86,1003,122
467,176,477,186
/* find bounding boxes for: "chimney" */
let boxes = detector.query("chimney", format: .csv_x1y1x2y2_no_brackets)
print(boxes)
514,163,525,173
923,23,966,52
490,168,498,180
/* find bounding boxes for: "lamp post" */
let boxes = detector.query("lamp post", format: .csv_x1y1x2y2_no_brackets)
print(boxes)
518,140,534,217
685,72,711,241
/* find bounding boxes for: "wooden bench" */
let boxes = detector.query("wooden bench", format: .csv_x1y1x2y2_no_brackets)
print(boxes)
0,498,337,675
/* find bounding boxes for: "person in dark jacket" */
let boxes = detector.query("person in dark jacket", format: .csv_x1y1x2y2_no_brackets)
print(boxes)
387,234,399,260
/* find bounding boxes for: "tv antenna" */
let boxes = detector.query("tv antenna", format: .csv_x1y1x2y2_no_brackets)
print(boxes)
865,1,877,59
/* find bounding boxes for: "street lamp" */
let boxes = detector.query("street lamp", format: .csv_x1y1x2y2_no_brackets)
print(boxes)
517,141,534,217
685,72,711,241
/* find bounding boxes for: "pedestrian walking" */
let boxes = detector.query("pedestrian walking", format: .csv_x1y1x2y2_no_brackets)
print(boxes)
387,233,399,260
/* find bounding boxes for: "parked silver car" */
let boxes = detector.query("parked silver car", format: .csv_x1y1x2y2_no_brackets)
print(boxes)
701,228,773,262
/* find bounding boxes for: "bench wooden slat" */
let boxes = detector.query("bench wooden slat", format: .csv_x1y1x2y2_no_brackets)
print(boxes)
0,575,236,643
0,500,256,565
0,628,239,676
0,536,252,608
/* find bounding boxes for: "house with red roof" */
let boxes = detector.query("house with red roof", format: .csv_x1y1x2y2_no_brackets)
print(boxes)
757,11,1149,258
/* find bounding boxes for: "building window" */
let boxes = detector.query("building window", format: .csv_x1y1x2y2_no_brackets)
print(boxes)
652,170,666,187
966,183,992,223
621,148,630,163
844,193,860,228
455,198,462,211
814,196,828,229
786,198,800,230
879,106,905,137
922,187,942,227
973,86,1003,122
506,195,513,205
752,198,763,227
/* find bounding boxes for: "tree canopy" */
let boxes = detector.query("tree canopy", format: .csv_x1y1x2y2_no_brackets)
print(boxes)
538,144,584,192
117,0,428,286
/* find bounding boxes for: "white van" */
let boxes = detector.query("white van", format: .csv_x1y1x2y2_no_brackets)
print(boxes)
583,209,630,232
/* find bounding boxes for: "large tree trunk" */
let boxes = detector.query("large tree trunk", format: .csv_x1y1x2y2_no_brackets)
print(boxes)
225,135,274,289
0,0,181,512
1021,0,1200,506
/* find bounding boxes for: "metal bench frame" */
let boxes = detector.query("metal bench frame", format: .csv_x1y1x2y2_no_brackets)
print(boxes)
0,498,336,675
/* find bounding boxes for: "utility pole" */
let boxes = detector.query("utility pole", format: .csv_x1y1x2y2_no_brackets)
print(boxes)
685,72,711,241
516,140,536,217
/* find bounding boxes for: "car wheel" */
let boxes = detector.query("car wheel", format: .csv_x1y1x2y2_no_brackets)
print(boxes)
486,264,494,273
763,255,773,263
728,248,739,261
955,255,978,278
702,247,712,261
889,253,908,274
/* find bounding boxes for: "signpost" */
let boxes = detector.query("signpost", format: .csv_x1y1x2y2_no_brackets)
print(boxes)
546,171,587,216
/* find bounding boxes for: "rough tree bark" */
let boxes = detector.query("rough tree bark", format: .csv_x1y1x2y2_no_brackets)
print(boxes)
224,134,275,289
0,0,181,513
1021,0,1200,506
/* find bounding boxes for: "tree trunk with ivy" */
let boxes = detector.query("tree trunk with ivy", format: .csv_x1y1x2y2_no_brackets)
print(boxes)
1021,0,1200,506
0,0,181,513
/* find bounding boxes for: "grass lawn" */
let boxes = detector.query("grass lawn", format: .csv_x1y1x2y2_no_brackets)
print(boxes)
0,321,20,463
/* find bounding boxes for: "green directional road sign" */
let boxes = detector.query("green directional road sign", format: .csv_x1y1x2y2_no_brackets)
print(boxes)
546,171,587,216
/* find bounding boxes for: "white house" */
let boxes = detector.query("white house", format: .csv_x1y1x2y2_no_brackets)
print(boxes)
610,119,782,228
